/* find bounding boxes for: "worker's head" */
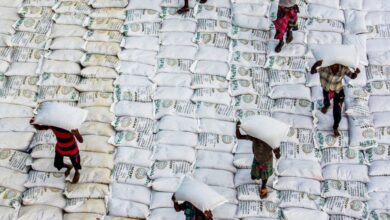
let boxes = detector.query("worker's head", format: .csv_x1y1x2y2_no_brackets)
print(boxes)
330,64,340,72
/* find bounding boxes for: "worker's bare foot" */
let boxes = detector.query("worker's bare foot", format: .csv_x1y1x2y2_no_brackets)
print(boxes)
200,0,208,3
259,187,268,199
72,171,80,183
286,30,293,43
321,106,329,114
275,41,284,53
334,128,340,137
64,165,73,177
177,6,189,14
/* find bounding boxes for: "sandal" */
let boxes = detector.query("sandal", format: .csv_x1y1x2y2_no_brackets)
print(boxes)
259,187,269,199
177,6,189,14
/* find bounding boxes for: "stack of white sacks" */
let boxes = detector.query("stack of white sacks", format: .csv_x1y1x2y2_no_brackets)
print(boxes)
192,1,238,219
0,1,35,219
65,0,125,218
12,1,69,219
229,0,282,219
108,0,157,219
310,0,375,219
364,0,390,218
149,0,198,219
266,0,328,219
25,1,85,219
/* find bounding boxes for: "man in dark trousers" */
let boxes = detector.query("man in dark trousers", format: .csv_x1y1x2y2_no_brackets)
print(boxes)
172,194,213,220
30,117,83,183
311,60,360,137
236,122,280,199
273,0,299,52
177,0,208,14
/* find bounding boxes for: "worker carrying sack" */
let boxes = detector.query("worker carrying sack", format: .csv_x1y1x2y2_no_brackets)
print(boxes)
240,115,290,149
34,102,88,131
310,44,359,69
174,175,228,212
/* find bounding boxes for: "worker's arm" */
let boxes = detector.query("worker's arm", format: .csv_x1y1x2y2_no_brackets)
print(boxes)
71,129,84,143
273,148,281,159
236,122,251,140
29,118,49,130
172,194,184,212
346,67,360,79
310,60,323,74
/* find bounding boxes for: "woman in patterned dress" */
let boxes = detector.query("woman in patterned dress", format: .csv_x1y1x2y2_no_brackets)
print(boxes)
236,122,281,199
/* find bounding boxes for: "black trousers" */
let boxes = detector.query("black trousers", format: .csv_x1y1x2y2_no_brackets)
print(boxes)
54,152,82,171
323,89,345,130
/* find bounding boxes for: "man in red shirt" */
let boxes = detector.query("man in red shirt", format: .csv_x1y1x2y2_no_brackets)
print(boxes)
30,117,83,183
273,0,299,53
177,0,208,14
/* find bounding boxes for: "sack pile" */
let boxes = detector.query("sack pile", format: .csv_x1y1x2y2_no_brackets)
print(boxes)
64,0,124,219
107,0,158,219
364,1,390,218
20,0,74,219
309,0,373,219
0,0,57,219
266,1,327,219
192,2,240,219
230,0,285,219
149,0,239,218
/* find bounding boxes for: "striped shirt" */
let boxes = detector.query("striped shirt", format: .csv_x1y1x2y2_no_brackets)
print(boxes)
50,127,79,156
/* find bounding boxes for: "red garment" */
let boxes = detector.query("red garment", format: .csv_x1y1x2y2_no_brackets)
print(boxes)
50,126,79,156
328,90,336,100
273,6,298,40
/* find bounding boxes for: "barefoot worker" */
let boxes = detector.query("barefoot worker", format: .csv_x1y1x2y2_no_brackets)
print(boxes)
273,0,299,52
236,122,281,199
30,117,83,183
311,60,360,137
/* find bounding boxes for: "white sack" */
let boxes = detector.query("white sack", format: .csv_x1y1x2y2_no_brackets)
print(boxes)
108,198,150,219
175,176,228,212
18,205,62,220
34,102,88,130
273,177,321,195
282,208,329,220
322,164,370,182
310,44,358,69
240,115,290,149
276,159,323,180
111,182,151,205
194,169,234,188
